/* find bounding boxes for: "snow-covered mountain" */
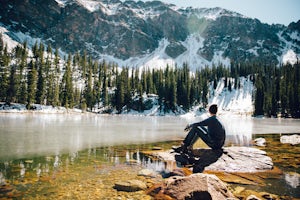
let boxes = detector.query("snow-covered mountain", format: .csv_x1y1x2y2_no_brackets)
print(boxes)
0,0,299,70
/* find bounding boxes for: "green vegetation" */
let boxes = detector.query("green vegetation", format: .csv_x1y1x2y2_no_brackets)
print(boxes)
0,38,299,117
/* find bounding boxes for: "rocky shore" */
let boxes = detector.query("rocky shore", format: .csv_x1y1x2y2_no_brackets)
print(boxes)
113,146,295,200
1,134,299,199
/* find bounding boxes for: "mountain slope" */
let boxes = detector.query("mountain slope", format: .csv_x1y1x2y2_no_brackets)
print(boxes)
0,0,299,70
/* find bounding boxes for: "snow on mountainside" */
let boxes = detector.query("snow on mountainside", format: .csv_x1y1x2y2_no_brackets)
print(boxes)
1,0,299,69
283,50,299,65
98,34,230,72
0,27,19,52
182,7,246,21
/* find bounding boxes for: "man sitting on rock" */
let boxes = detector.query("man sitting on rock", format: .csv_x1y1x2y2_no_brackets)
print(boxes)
173,104,226,154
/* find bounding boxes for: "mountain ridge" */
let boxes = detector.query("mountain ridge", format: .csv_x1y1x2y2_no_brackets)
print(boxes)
0,0,299,70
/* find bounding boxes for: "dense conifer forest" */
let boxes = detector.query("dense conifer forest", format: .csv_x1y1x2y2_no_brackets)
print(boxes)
0,38,299,117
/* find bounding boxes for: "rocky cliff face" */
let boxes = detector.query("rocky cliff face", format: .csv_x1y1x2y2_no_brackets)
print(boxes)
0,0,299,68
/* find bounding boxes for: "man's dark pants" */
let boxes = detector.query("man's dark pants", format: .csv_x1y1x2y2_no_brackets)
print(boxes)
183,126,222,150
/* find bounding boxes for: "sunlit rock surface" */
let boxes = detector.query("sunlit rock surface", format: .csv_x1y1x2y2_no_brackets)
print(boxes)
204,147,273,172
150,146,273,173
154,173,235,200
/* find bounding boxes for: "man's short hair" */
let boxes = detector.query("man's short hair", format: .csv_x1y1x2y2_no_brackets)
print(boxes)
209,104,218,114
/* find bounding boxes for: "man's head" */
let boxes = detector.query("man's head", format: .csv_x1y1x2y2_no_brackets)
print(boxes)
209,104,218,115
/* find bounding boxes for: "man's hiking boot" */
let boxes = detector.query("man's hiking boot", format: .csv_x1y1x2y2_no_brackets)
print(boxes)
172,145,194,156
172,145,188,153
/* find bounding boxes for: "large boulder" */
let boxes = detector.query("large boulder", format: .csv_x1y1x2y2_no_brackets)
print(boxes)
203,147,273,172
149,147,273,173
162,173,235,200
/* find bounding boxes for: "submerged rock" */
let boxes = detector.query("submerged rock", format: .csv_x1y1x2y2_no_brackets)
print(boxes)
284,172,300,188
280,134,300,145
254,137,266,147
246,194,260,200
114,180,147,192
138,169,158,177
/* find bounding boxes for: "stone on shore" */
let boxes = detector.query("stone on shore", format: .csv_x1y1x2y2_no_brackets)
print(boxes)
161,173,235,200
203,147,273,172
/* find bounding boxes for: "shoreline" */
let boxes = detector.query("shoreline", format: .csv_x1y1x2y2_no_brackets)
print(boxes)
1,102,299,119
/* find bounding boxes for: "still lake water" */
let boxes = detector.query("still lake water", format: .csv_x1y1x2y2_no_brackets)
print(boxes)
0,113,300,198
1,113,299,160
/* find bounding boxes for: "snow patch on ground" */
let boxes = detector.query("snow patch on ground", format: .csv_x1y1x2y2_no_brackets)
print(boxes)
0,103,82,114
209,77,254,115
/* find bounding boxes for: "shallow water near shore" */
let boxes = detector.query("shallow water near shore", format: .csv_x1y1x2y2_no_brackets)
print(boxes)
0,113,300,199
0,137,299,199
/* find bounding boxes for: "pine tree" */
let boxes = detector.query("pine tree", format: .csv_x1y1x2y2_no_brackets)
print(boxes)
60,54,74,108
201,77,208,107
81,51,87,79
114,69,125,113
36,58,46,104
100,61,109,107
27,61,37,109
0,33,3,52
17,42,28,104
146,69,154,94
141,69,147,94
32,41,39,60
54,48,60,74
6,64,18,104
169,68,177,111
254,74,264,116
84,68,95,111
124,68,132,107
0,44,10,102
294,62,300,117
213,78,217,90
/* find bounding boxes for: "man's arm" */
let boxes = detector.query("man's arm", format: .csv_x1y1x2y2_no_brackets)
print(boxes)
192,117,210,127
184,117,210,131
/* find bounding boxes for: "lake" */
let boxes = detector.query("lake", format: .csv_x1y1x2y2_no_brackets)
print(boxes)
1,113,299,160
0,113,300,199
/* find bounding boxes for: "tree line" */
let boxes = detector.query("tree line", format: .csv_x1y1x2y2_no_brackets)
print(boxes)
0,37,299,117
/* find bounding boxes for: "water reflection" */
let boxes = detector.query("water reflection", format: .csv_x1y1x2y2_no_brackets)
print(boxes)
0,172,6,185
20,162,25,178
0,145,167,187
1,114,300,161
0,114,186,160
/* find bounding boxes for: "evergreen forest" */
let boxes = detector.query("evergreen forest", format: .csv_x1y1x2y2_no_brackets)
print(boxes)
0,38,299,118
